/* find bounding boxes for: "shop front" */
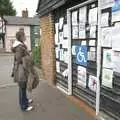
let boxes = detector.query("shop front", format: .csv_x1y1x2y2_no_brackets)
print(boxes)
55,0,99,112
54,0,120,119
37,0,120,119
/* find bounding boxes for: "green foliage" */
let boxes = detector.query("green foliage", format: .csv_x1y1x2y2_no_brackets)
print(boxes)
0,0,16,16
32,47,40,67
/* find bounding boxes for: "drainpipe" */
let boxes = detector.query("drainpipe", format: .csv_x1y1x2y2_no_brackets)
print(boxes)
67,9,72,95
96,0,101,115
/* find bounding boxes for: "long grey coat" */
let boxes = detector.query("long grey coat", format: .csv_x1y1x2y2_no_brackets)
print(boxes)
12,43,33,88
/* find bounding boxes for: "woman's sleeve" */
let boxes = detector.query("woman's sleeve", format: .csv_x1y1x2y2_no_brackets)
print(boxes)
15,46,24,64
11,47,15,53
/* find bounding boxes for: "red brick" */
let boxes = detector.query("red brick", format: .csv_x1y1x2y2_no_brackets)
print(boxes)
40,12,56,85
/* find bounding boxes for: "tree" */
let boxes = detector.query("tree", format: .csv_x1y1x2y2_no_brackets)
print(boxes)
0,0,16,16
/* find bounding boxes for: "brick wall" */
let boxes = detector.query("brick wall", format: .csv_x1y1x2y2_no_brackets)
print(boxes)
40,12,56,85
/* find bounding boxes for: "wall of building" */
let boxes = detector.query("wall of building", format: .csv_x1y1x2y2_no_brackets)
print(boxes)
5,25,31,52
40,13,56,85
38,0,120,119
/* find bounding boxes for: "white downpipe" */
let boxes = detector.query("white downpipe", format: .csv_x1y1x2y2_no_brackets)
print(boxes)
96,0,101,115
67,10,72,95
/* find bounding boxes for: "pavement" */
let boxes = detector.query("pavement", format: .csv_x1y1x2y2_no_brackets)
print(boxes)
0,54,14,86
0,81,96,120
0,54,97,120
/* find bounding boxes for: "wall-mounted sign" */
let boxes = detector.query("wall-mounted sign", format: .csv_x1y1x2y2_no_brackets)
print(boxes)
102,68,113,88
72,26,79,39
77,66,87,88
59,17,64,30
88,75,97,92
89,7,98,25
72,11,78,25
101,27,112,47
112,0,120,22
56,61,60,73
112,27,120,51
103,49,113,68
112,0,120,12
113,51,120,73
76,45,88,66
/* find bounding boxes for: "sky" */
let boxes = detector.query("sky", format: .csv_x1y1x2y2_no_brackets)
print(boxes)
11,0,39,17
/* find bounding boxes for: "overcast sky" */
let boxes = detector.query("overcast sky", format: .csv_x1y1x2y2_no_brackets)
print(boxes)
11,0,39,17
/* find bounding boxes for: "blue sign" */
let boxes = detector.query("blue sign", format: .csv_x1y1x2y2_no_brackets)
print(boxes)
112,0,120,12
76,45,88,66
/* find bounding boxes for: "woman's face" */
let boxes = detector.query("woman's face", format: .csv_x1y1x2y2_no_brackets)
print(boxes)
22,35,26,42
20,33,26,42
16,31,26,42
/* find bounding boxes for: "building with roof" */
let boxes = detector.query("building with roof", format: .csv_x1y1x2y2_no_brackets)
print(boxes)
36,0,120,119
2,9,40,52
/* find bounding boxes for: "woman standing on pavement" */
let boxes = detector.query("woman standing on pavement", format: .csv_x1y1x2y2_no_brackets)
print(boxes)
11,31,33,111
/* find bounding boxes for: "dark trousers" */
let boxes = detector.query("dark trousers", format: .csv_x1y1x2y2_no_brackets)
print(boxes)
19,84,28,110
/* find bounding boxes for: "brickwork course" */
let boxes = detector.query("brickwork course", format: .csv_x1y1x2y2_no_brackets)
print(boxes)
40,13,56,85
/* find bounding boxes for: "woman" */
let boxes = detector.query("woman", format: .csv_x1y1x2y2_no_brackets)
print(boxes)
12,31,33,111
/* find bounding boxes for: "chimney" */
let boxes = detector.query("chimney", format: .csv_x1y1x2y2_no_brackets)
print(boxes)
22,8,28,18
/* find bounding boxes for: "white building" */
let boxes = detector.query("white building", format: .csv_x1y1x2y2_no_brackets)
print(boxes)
3,15,39,52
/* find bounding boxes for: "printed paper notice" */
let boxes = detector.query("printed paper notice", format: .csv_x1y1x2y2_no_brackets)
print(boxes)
79,24,86,38
90,47,96,52
62,69,68,77
55,47,59,59
89,7,98,25
101,0,113,9
103,49,113,68
55,23,59,34
59,17,64,30
55,23,59,44
90,26,96,38
60,49,64,61
88,75,97,92
81,41,87,45
88,51,96,61
77,66,87,88
72,11,78,25
102,68,113,88
64,51,69,64
72,26,79,39
89,40,96,46
59,32,63,44
112,0,120,22
112,10,120,23
101,27,112,47
55,34,59,45
79,6,87,24
56,61,60,73
101,12,109,27
63,24,68,38
113,51,120,73
62,39,68,49
112,27,120,51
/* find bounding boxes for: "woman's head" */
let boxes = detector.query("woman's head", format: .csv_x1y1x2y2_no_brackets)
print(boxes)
16,31,26,42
